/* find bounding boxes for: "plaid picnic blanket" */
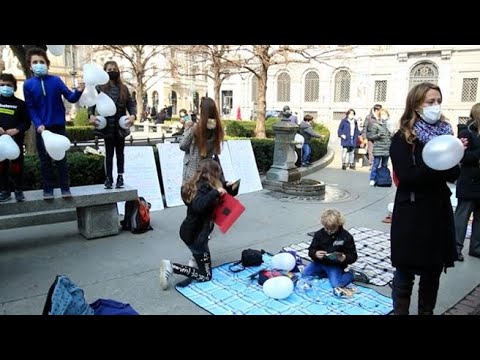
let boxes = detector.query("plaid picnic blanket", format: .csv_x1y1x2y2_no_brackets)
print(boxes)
283,227,395,287
175,253,393,315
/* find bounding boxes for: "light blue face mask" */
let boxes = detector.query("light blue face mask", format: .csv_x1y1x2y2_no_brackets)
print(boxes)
32,63,48,76
0,85,14,97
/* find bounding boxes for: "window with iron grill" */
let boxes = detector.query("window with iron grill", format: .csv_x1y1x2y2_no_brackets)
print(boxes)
277,72,291,102
251,76,258,103
304,71,319,102
458,117,471,125
333,111,346,121
409,62,438,90
374,80,387,102
334,70,351,102
461,78,478,102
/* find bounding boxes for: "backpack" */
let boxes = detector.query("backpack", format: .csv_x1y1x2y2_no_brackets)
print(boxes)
121,197,153,234
42,275,94,315
375,167,393,187
228,249,265,272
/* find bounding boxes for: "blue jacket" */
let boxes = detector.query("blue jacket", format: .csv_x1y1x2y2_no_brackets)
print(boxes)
23,75,82,129
337,118,360,147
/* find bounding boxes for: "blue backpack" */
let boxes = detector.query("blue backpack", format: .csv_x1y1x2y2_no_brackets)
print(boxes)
42,275,94,315
375,167,393,187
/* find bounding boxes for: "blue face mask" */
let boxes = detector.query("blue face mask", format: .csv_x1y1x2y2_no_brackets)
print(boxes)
32,63,48,76
0,85,14,97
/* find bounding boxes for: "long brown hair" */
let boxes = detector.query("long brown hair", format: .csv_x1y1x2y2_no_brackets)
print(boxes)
195,97,224,157
470,103,480,133
399,82,446,144
99,61,129,105
181,159,223,204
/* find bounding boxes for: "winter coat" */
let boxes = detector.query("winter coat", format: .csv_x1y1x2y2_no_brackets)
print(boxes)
24,74,82,129
299,121,321,144
308,227,358,269
456,120,480,200
179,181,221,248
390,130,459,271
0,95,31,146
367,118,391,156
337,118,360,148
88,84,136,139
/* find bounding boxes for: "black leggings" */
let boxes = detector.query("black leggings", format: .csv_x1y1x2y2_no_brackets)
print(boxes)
172,252,212,282
104,134,125,180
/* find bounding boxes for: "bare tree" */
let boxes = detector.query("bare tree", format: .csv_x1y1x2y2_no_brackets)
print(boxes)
168,45,245,114
9,45,48,154
237,45,353,138
93,45,168,115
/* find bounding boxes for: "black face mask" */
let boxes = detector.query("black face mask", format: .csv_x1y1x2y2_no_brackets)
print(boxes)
108,71,120,80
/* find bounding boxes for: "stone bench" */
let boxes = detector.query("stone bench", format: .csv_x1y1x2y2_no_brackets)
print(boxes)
0,184,138,239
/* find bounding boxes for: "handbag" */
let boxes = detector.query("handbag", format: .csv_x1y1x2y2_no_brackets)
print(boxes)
212,193,245,233
356,147,367,155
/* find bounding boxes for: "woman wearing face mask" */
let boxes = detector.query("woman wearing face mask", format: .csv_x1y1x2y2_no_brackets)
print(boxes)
88,61,136,190
0,73,31,202
23,48,85,199
179,97,225,182
367,108,392,186
337,109,360,170
389,82,467,315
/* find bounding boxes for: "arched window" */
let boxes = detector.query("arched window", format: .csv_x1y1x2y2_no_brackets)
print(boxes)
251,76,258,103
304,71,319,102
277,72,291,102
334,70,351,102
409,62,439,90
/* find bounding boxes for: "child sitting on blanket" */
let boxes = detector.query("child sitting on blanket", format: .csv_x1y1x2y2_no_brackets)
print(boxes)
302,209,369,297
158,159,238,290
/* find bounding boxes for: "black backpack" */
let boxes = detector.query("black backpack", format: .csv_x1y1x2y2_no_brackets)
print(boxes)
375,167,393,187
228,249,265,273
121,197,153,234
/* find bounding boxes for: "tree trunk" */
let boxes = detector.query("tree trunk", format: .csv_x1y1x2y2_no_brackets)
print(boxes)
255,72,267,139
214,80,221,118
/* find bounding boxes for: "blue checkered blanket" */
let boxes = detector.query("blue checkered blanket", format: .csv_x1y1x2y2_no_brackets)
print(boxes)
176,254,392,315
284,227,395,286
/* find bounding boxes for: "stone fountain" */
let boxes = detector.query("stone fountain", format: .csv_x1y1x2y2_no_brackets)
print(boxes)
262,111,325,198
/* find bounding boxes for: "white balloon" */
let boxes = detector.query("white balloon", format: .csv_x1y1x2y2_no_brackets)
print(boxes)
294,133,304,149
0,141,7,162
46,45,65,57
271,253,296,271
95,116,107,130
118,115,130,130
387,202,394,213
95,93,117,117
422,135,465,171
0,135,20,160
263,276,294,299
79,84,98,107
42,130,67,161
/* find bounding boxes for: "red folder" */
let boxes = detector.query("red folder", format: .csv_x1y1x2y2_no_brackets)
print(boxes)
212,193,245,233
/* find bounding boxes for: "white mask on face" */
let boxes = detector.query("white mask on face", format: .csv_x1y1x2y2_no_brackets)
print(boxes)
206,118,216,130
420,105,441,124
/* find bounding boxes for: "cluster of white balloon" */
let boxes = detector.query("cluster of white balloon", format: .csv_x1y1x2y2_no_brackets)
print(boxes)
0,135,20,162
46,45,65,57
422,135,465,171
262,253,297,300
79,63,130,130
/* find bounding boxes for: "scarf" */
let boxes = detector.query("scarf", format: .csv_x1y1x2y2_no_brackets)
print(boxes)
413,118,453,145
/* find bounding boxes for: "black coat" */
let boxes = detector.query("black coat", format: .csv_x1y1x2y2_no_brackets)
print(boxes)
179,182,220,248
308,227,358,269
456,120,480,200
390,131,459,271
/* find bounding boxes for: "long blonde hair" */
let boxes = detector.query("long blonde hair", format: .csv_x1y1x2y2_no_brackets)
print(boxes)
470,103,480,133
399,82,447,144
181,159,222,204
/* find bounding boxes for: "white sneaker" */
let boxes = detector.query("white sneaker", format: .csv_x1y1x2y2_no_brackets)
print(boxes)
188,258,197,268
369,180,375,186
159,259,173,290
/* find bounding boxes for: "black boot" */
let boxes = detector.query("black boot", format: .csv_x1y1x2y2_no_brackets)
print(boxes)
349,163,356,170
342,163,347,170
418,270,441,315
